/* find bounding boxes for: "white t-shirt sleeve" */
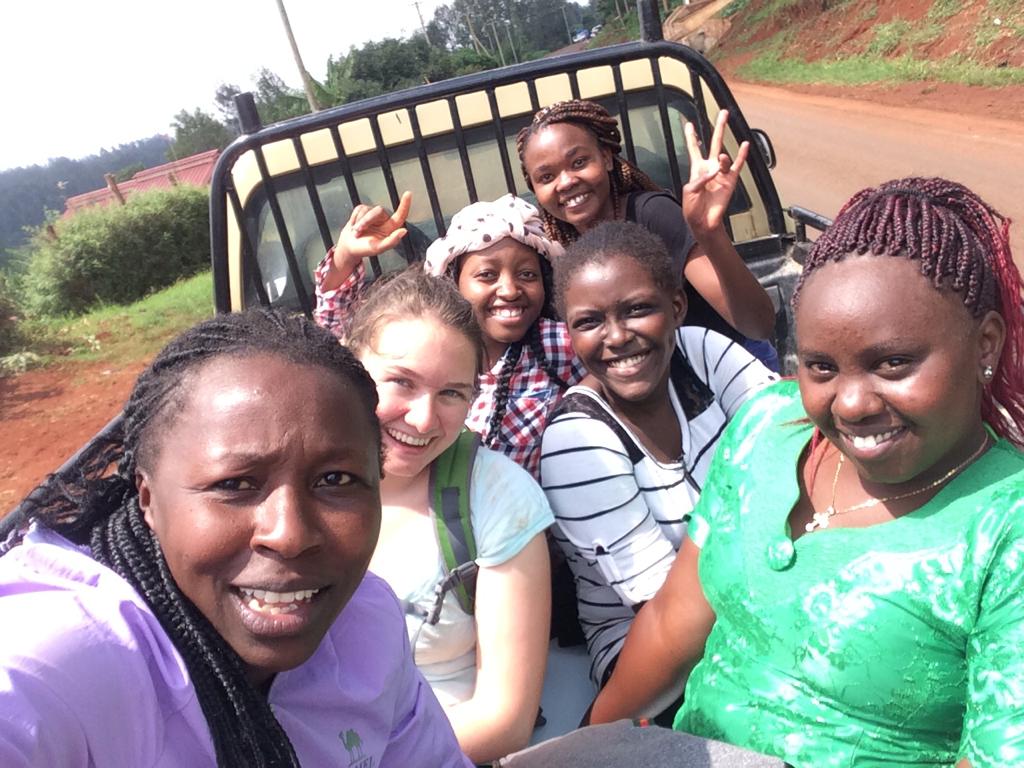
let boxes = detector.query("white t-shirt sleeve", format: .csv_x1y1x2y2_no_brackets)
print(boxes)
469,448,554,568
676,326,778,417
540,410,676,608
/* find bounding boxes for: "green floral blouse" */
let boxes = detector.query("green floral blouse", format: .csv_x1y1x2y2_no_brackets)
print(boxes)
676,380,1024,767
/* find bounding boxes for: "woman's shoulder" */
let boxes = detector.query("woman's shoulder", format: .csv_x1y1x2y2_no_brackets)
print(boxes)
324,572,409,647
628,189,681,215
0,528,172,648
713,378,805,448
675,325,758,369
467,447,553,565
0,528,187,663
964,438,1024,517
0,528,198,757
544,386,629,444
470,445,552,516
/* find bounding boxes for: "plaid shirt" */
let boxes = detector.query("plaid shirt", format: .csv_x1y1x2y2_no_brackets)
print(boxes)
468,318,585,477
313,252,584,477
313,250,364,339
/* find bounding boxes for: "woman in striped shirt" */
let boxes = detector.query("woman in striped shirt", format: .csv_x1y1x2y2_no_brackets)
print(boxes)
539,221,775,716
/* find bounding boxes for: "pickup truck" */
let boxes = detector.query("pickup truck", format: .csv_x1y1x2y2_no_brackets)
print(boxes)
207,0,829,369
1,0,827,744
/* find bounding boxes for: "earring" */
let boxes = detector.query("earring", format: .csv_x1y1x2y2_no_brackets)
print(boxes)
983,365,995,382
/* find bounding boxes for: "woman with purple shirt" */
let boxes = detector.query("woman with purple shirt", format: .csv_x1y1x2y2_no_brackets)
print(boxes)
0,311,470,768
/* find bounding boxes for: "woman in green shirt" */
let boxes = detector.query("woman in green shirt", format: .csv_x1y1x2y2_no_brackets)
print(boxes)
589,177,1024,767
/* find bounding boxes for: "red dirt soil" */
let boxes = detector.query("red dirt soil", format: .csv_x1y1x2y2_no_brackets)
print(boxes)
1,360,149,514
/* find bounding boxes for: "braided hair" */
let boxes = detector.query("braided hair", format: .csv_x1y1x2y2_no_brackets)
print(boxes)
793,177,1024,447
444,251,568,448
8,310,381,767
515,99,662,246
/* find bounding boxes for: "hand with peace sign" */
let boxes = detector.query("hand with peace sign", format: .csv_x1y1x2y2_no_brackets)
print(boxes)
675,110,774,342
681,110,750,237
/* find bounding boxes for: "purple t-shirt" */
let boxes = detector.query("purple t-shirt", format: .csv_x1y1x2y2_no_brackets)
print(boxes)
0,527,471,767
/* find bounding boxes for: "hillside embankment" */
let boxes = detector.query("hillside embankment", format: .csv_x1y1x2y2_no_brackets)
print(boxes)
671,0,1024,122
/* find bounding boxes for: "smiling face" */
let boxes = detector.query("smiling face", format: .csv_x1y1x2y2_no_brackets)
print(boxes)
522,122,616,233
356,316,478,481
564,252,686,410
137,354,382,686
796,254,1004,488
456,238,546,360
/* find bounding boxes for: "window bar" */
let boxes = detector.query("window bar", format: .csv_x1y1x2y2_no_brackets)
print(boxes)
689,69,712,149
486,88,517,194
568,70,581,101
612,65,637,167
252,146,313,316
448,97,478,204
408,107,446,237
225,181,271,308
691,72,735,240
650,56,682,194
291,137,333,253
526,79,540,113
369,114,417,267
328,125,381,277
329,125,363,208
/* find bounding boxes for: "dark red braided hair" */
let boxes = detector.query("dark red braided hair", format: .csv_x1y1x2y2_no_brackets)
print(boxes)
515,99,661,245
793,177,1024,447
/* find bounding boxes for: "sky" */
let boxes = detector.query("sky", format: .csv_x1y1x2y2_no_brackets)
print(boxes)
0,0,450,171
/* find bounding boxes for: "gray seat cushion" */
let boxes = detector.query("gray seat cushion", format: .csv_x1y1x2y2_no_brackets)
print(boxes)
495,719,788,767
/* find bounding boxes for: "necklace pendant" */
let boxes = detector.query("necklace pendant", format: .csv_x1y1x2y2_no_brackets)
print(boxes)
805,507,834,533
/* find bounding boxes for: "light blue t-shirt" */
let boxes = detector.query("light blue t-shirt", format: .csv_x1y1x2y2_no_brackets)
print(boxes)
371,447,554,706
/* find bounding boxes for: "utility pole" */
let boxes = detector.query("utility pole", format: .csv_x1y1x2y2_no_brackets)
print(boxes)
561,5,573,44
274,0,322,112
412,0,432,44
464,10,491,56
504,22,519,63
489,21,507,66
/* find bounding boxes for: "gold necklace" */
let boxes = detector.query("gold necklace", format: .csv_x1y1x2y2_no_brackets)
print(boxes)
805,435,991,533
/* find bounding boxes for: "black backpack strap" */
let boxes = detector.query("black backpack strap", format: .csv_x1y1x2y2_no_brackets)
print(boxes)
670,347,714,421
427,430,480,617
550,391,644,465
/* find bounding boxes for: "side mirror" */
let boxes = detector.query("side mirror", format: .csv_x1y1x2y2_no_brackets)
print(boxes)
751,128,776,170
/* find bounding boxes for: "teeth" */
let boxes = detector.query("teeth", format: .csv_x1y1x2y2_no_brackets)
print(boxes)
609,353,648,369
387,428,431,447
564,193,588,208
850,429,900,450
239,587,321,611
492,307,523,319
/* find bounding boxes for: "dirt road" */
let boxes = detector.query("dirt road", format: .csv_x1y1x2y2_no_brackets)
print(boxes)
730,81,1024,262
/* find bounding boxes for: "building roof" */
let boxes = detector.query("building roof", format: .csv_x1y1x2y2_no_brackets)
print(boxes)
63,149,219,216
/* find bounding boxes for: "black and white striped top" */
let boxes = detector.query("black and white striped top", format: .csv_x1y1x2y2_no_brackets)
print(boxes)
539,327,776,685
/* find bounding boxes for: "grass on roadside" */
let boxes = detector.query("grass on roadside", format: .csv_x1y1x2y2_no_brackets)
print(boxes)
5,271,214,372
738,49,1024,87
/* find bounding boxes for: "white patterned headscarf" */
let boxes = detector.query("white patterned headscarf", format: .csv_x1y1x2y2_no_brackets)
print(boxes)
423,194,565,277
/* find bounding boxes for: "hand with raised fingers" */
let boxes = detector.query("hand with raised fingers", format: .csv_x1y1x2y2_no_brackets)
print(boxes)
681,110,749,238
332,190,412,271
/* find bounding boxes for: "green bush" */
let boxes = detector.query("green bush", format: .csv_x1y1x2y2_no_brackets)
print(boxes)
0,273,23,355
20,186,210,317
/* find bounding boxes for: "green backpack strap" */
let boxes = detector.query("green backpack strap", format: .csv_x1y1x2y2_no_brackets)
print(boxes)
429,429,480,616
